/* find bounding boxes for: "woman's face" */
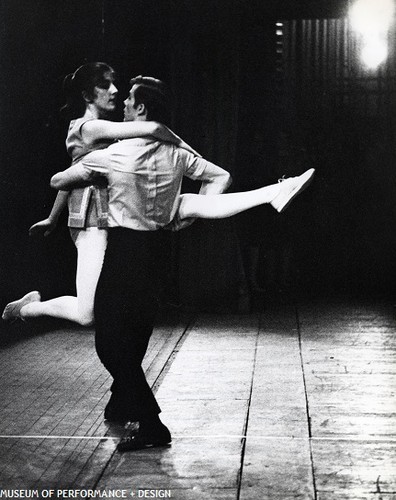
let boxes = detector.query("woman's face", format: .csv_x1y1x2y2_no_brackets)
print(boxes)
92,71,118,117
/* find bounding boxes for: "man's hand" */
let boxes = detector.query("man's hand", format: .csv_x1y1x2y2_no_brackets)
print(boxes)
165,213,197,232
29,218,57,237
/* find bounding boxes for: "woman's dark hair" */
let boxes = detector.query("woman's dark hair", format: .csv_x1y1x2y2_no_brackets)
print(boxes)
61,62,115,120
129,75,171,126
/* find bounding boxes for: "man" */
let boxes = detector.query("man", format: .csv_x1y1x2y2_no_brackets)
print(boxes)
52,76,314,452
51,76,232,452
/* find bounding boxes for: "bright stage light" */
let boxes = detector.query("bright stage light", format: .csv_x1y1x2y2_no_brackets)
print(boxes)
349,0,395,35
349,0,395,69
361,38,388,68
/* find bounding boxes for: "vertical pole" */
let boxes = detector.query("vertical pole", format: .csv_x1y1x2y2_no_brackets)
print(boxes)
101,0,106,60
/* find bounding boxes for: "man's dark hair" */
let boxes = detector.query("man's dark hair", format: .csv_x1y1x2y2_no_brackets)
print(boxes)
129,75,171,126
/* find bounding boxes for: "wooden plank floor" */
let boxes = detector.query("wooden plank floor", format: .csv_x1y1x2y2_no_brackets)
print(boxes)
0,301,395,499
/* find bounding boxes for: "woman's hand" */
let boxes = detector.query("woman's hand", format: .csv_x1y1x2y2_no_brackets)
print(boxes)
156,125,201,157
177,139,201,157
29,218,57,237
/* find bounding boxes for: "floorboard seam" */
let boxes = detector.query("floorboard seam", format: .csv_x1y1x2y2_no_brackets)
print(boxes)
236,314,260,500
2,434,395,441
296,305,318,500
151,316,197,394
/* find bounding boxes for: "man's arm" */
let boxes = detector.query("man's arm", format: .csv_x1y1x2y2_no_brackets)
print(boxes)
51,164,94,190
50,150,109,191
184,153,232,194
168,156,232,231
196,161,232,195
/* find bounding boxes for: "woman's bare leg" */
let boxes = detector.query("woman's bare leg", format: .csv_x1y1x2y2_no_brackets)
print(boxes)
10,228,107,326
178,184,279,219
178,169,315,219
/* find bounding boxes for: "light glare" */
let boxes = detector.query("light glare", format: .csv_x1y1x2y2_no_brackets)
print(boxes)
361,38,388,68
349,0,394,69
349,0,395,35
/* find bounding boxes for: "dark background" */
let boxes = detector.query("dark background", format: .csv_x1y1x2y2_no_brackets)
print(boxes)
1,0,395,313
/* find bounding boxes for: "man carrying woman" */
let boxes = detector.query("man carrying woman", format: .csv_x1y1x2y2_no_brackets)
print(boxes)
50,74,314,451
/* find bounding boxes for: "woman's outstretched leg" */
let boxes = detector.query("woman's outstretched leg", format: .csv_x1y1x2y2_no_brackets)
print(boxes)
178,169,315,220
20,296,90,324
2,228,107,326
178,186,279,220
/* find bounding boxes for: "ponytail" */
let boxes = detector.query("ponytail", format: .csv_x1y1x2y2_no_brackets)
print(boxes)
59,62,115,120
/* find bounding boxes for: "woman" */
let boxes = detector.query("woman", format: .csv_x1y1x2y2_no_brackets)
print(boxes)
3,65,314,324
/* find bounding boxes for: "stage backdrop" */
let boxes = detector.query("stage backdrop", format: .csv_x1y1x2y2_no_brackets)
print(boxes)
1,0,395,313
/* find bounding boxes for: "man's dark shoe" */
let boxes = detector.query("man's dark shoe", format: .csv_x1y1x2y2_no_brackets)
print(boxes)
117,426,172,452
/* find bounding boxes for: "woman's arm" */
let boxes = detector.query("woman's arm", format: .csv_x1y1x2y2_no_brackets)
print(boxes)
82,120,201,156
29,190,69,237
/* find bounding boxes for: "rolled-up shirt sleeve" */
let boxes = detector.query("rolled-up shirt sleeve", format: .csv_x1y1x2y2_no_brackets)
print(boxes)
178,149,222,181
184,156,210,180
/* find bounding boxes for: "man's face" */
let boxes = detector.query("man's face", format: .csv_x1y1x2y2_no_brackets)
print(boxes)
92,71,118,117
123,85,140,122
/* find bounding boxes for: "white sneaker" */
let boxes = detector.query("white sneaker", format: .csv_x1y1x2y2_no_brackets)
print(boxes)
2,291,41,322
271,168,315,213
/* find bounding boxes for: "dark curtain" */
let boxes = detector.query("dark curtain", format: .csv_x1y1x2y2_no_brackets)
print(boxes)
165,0,243,311
1,0,396,315
0,0,245,312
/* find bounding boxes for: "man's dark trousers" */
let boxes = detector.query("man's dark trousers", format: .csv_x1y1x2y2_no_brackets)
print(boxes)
94,227,168,421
